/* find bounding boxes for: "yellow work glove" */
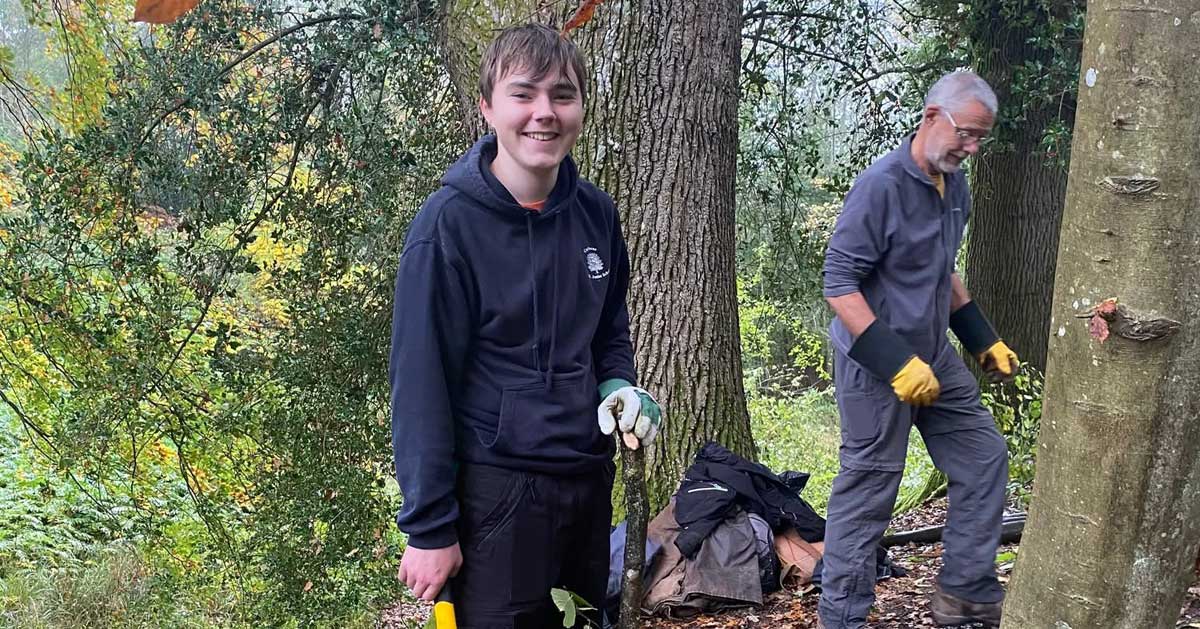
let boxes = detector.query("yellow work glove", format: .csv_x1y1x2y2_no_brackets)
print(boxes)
978,340,1018,382
848,320,941,406
950,301,1021,382
890,356,941,406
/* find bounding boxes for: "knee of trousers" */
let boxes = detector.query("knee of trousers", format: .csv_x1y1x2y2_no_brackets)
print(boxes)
828,469,904,521
978,428,1009,468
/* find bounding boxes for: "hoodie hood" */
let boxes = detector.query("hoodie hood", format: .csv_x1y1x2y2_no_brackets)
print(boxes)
442,134,580,220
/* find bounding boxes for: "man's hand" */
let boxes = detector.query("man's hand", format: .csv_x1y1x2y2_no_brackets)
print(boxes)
845,319,939,406
978,341,1018,382
398,543,462,601
891,356,941,406
598,380,662,449
949,299,1017,383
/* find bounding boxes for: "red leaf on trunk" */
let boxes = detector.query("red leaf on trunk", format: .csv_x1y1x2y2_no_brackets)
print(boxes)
1089,313,1110,342
134,0,201,24
562,0,605,34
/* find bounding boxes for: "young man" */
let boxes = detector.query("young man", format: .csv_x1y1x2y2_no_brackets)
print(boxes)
817,71,1018,629
390,24,663,628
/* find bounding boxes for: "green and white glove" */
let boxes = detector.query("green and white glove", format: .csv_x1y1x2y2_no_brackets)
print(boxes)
597,378,662,448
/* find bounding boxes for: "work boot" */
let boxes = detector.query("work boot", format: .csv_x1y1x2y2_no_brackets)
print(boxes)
930,586,1002,627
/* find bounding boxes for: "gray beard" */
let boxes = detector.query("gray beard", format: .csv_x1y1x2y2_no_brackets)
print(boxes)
925,149,961,175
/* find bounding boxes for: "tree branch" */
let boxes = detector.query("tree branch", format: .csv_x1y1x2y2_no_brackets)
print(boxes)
741,33,872,84
742,3,838,23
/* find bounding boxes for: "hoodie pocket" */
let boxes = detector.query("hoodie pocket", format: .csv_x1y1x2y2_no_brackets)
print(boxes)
494,375,599,458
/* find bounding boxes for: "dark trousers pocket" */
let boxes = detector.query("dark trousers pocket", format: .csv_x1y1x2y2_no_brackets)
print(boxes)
453,466,612,628
837,393,883,445
457,464,527,552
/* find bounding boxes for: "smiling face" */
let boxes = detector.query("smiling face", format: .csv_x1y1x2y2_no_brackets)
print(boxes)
920,98,995,174
480,66,585,178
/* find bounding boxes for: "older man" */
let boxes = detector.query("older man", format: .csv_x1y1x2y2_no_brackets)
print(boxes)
817,71,1018,629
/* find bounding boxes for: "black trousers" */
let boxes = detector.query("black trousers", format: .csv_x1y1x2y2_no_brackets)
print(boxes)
452,462,614,629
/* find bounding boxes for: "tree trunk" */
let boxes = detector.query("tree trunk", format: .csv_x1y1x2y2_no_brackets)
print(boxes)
965,1,1077,375
438,0,754,512
1001,3,1200,628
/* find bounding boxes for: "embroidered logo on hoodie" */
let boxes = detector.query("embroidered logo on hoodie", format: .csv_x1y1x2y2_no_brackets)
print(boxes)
584,247,609,279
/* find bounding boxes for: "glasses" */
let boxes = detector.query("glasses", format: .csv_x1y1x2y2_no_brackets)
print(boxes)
943,110,992,147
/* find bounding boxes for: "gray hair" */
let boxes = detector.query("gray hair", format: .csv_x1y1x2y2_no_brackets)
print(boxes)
924,71,998,115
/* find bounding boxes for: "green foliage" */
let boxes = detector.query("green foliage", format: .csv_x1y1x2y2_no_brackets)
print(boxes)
748,389,839,514
918,0,1085,161
15,0,132,132
550,588,597,629
981,368,1044,503
1,0,460,624
740,1,950,191
0,414,142,572
747,387,937,517
738,280,830,397
0,544,237,629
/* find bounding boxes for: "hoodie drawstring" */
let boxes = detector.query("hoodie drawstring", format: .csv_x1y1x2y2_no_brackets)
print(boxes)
546,215,561,392
525,213,543,383
526,211,561,393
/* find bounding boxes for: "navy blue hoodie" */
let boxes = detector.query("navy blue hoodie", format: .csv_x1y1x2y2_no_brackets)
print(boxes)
390,135,637,549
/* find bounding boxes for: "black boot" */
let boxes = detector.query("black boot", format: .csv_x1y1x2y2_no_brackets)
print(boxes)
930,585,1002,627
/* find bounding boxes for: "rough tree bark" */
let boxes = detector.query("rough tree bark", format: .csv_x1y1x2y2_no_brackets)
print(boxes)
1002,3,1200,627
438,0,754,512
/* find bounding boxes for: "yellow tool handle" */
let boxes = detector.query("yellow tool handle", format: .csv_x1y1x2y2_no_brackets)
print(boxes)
434,586,457,629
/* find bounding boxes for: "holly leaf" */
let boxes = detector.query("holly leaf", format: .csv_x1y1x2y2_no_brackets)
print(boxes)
133,0,201,24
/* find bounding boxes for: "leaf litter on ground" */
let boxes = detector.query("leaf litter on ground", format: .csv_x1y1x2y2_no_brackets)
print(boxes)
383,497,1200,628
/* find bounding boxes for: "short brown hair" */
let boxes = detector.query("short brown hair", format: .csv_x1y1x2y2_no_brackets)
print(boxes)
479,24,589,107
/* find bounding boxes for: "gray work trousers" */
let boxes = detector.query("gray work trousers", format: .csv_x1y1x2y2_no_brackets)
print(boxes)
818,345,1008,629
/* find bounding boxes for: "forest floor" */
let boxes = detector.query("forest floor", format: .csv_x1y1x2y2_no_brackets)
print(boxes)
384,497,1200,628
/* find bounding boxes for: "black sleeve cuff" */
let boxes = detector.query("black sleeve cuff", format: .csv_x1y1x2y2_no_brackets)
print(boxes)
949,301,1000,356
402,522,459,550
848,320,917,382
